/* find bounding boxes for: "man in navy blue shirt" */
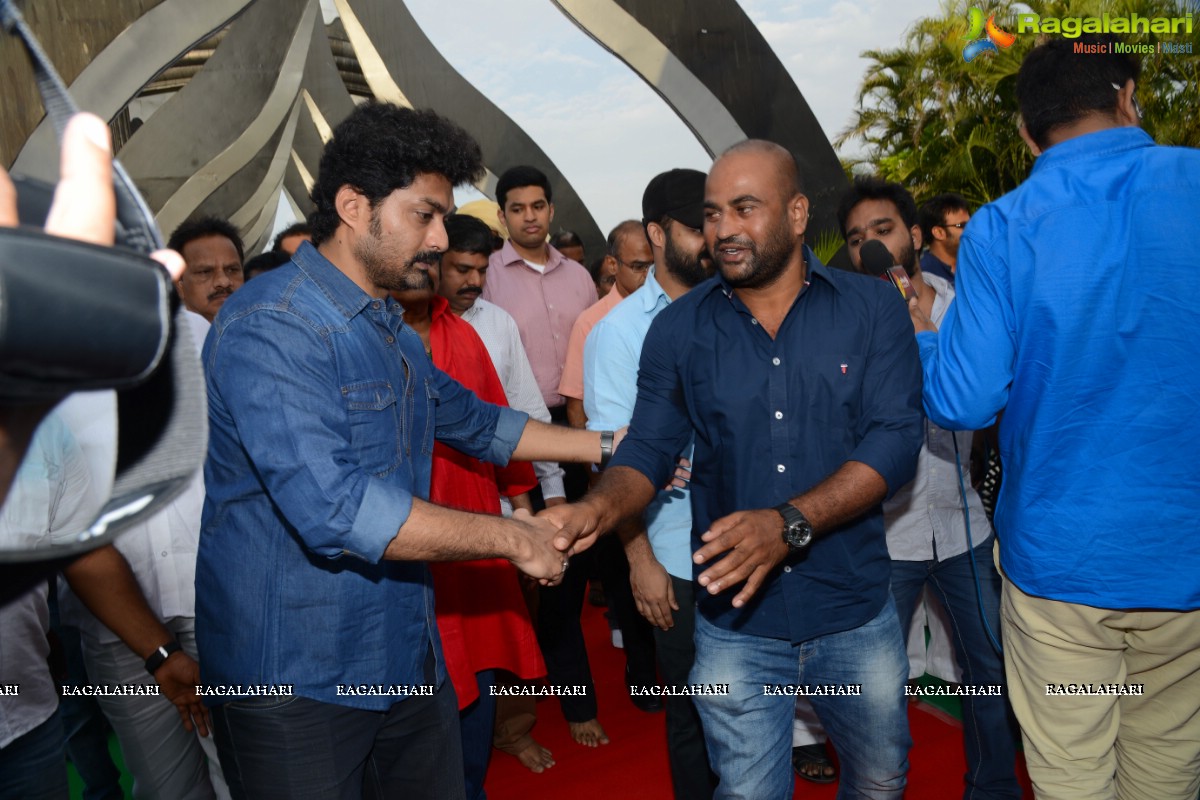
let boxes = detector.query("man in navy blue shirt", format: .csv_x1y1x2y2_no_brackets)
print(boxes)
197,103,616,800
546,140,924,798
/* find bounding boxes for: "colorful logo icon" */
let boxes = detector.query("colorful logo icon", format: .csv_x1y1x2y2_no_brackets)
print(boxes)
963,8,1017,61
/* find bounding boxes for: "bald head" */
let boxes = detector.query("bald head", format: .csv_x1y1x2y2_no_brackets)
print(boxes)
719,140,803,203
703,139,810,290
606,219,653,297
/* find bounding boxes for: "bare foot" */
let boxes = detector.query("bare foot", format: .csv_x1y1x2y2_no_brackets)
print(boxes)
568,719,610,747
514,740,555,773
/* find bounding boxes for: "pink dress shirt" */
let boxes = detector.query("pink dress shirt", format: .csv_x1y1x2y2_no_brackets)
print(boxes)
482,240,596,409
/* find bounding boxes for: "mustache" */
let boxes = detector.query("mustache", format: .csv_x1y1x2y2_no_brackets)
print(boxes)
207,288,234,302
456,287,482,297
410,250,442,267
713,236,754,250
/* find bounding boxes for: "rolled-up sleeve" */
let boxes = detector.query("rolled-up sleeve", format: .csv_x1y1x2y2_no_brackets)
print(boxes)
430,366,528,465
848,290,925,497
207,310,409,564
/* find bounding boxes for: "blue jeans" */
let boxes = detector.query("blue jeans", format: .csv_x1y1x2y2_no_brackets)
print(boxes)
0,709,68,800
891,537,1020,800
211,684,465,800
691,597,911,800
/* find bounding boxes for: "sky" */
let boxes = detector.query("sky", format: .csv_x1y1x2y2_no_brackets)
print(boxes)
312,0,947,236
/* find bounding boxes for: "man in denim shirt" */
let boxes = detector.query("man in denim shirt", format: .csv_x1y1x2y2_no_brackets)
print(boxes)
197,103,613,800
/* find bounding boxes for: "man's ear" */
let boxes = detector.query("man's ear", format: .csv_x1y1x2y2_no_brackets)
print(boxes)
910,224,923,252
790,194,811,238
1115,78,1141,127
1018,122,1043,157
646,221,666,250
547,202,555,226
336,186,369,235
496,205,510,234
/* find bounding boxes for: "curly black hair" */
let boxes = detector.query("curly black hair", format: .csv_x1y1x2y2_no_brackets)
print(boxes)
167,216,245,263
309,103,484,245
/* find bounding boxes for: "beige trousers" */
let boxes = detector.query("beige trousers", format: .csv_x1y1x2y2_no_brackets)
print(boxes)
1000,576,1200,800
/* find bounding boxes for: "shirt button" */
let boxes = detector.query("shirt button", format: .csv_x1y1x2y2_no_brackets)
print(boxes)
385,336,394,344
777,464,786,473
751,319,759,326
371,301,381,310
783,566,792,573
775,411,783,419
772,357,781,366
161,551,168,558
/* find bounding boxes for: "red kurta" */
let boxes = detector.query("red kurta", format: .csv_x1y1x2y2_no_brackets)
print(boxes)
426,295,545,709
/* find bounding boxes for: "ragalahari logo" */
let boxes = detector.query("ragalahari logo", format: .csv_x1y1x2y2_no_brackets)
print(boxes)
963,8,1017,61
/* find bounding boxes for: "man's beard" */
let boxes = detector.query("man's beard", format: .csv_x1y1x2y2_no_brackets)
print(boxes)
896,238,918,278
663,235,715,289
356,210,438,292
716,216,797,290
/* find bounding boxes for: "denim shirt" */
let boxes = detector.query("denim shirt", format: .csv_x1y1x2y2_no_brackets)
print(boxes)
611,249,923,644
196,242,528,710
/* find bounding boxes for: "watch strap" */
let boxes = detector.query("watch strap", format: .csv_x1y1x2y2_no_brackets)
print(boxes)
143,640,182,675
599,430,615,468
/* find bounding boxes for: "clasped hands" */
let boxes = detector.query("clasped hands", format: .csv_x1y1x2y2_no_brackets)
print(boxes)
530,501,789,608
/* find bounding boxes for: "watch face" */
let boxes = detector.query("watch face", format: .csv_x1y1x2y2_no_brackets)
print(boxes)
785,524,812,549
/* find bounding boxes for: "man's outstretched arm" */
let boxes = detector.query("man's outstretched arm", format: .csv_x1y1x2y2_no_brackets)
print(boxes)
538,465,658,556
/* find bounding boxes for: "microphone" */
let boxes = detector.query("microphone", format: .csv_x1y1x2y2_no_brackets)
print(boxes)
859,240,916,300
860,240,894,278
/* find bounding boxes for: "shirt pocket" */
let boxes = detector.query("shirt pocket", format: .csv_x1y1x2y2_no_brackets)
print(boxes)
421,377,440,456
342,380,401,476
806,352,864,430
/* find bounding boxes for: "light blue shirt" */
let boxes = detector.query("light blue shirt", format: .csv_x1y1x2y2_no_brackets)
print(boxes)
917,127,1200,610
584,270,693,579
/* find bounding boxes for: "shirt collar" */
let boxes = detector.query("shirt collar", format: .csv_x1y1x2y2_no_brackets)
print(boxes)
291,240,386,320
1032,127,1154,174
430,293,451,323
497,239,565,272
637,269,671,313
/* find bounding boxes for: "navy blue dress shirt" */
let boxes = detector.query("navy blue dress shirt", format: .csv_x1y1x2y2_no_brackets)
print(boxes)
611,248,923,643
196,243,528,710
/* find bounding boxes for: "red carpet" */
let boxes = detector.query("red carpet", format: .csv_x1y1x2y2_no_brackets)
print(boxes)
485,602,1033,799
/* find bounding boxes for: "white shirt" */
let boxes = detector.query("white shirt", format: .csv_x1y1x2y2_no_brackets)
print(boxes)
58,312,210,642
462,298,565,501
0,412,94,747
884,272,993,561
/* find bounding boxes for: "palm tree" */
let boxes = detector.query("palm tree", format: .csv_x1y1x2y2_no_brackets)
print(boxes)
838,0,1198,205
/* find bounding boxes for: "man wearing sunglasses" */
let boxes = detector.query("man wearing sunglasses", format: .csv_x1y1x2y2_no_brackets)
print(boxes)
917,194,971,285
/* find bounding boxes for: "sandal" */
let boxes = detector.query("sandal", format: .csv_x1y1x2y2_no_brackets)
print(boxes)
792,742,837,784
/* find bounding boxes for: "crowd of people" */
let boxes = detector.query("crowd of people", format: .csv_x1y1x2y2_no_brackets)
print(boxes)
1,33,1198,800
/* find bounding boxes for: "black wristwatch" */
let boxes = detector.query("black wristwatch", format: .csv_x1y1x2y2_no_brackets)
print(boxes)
774,502,814,551
144,640,182,675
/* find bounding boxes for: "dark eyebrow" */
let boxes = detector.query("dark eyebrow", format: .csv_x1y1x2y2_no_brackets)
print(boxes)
420,197,449,214
731,194,763,205
846,217,896,237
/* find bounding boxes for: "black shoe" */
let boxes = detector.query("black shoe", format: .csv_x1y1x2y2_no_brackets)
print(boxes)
626,666,663,713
